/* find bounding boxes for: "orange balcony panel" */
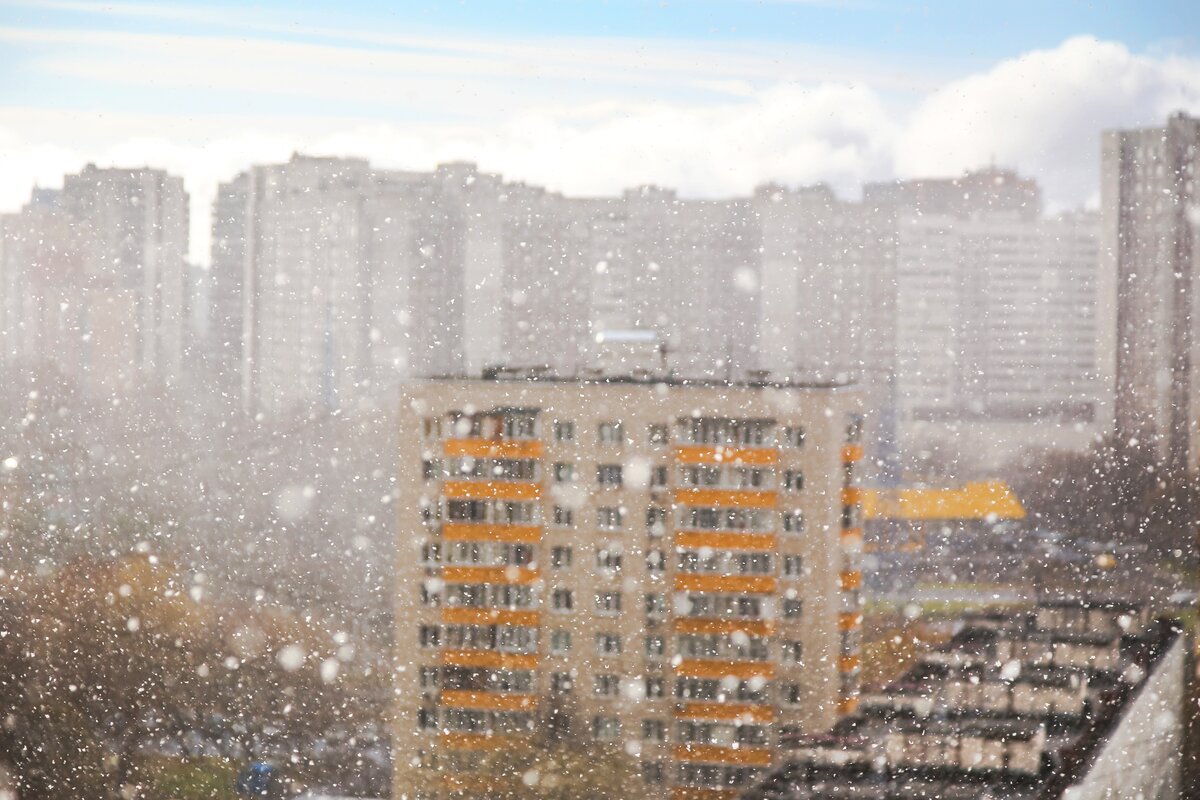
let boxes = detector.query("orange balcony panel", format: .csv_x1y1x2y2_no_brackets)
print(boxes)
674,702,774,723
441,650,538,670
439,690,538,712
675,532,776,552
441,523,542,543
674,660,776,680
443,439,544,459
674,446,778,466
674,574,776,594
439,732,513,751
838,612,863,631
670,789,741,800
674,488,778,509
837,697,860,716
443,480,542,501
441,607,540,627
840,527,863,541
674,618,775,637
839,654,862,672
442,566,540,585
842,444,864,463
842,487,863,506
839,570,862,591
673,744,774,767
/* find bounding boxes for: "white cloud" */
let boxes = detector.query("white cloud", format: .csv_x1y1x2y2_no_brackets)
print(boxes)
897,36,1200,209
0,81,898,262
2,30,1199,261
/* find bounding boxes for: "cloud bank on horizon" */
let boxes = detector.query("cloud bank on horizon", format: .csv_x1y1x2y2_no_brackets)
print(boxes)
1,1,1199,261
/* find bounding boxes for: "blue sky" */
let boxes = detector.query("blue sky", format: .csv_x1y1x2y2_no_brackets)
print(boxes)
5,1,1197,59
2,0,1199,258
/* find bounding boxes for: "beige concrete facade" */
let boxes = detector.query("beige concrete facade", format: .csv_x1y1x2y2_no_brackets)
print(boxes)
393,376,862,800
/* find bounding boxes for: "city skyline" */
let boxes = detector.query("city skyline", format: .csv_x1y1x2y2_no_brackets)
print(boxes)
2,1,1200,260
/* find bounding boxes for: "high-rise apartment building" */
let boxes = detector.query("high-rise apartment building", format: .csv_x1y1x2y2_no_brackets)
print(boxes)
209,155,1107,475
211,156,497,414
0,165,189,392
755,168,1104,474
1102,112,1200,473
213,156,762,415
893,210,1103,464
393,371,864,799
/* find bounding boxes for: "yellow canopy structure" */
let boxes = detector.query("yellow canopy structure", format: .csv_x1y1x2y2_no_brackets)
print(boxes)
860,481,1025,522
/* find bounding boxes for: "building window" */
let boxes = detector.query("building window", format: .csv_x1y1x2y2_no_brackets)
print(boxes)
677,417,771,446
417,707,438,730
550,630,572,654
781,641,803,663
783,554,804,576
422,458,441,480
597,506,624,530
781,426,806,448
592,716,621,741
419,582,441,607
783,510,804,533
780,683,802,704
641,761,665,785
597,463,623,487
645,634,665,657
648,424,669,445
596,546,623,570
552,589,575,612
783,598,803,619
645,592,666,617
843,504,860,529
647,505,667,537
418,625,440,647
642,719,667,742
783,470,804,491
646,549,665,573
651,465,669,487
554,420,575,442
595,632,623,655
554,462,576,482
595,592,622,615
551,672,574,693
645,677,665,699
594,673,621,697
419,667,439,689
598,422,624,444
553,506,574,527
551,546,573,569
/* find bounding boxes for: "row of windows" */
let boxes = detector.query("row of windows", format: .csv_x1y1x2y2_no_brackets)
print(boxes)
419,666,534,692
424,460,808,493
677,763,765,788
424,412,539,441
677,633,771,661
569,463,806,491
417,707,535,734
416,700,809,737
417,624,539,652
538,619,810,657
420,541,534,567
425,415,811,450
676,551,805,576
425,457,538,481
430,500,809,534
421,583,806,622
